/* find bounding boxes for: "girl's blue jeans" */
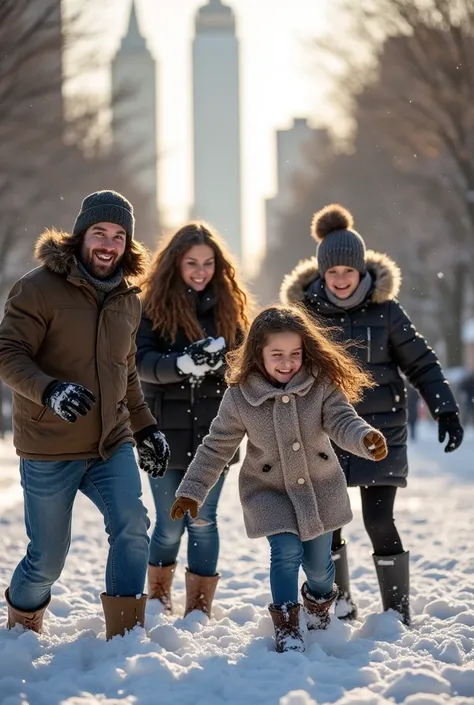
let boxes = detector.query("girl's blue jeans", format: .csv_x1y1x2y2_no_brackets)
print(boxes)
267,531,335,605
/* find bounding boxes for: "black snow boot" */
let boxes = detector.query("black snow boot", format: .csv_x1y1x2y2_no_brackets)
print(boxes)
332,541,358,621
373,550,410,626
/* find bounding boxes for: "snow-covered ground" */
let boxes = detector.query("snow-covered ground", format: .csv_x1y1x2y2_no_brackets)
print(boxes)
0,422,473,705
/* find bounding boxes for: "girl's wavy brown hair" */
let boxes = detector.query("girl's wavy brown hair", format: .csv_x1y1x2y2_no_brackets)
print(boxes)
140,221,251,345
226,304,374,403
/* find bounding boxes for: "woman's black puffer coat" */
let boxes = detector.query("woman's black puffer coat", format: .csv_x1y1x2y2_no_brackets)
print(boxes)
280,250,458,487
136,288,238,471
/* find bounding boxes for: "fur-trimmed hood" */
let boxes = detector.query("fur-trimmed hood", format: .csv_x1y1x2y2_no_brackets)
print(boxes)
34,229,79,276
34,228,148,280
280,250,402,307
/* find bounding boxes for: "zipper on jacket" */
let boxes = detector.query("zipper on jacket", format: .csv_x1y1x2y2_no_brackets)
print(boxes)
367,326,371,362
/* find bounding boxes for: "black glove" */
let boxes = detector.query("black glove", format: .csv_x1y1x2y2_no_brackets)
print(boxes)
438,412,464,453
42,381,96,423
203,338,227,369
135,425,170,478
206,349,226,369
185,337,214,366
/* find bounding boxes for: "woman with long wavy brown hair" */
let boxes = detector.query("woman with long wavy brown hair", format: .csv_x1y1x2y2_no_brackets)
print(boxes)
136,221,250,618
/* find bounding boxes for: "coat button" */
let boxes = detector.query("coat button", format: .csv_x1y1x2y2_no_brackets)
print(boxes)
297,477,305,485
282,395,290,403
292,442,300,451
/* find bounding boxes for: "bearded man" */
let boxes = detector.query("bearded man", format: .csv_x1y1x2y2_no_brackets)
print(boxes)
0,190,170,639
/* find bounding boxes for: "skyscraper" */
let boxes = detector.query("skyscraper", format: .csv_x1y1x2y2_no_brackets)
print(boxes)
111,0,158,245
265,119,331,252
192,0,242,259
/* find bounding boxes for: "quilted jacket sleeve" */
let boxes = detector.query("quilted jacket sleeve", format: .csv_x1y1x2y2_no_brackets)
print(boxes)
388,301,458,418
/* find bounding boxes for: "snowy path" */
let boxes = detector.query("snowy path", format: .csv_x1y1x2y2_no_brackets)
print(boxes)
0,423,473,705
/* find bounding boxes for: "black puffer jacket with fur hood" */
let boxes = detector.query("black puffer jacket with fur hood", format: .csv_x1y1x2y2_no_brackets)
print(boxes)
280,251,458,487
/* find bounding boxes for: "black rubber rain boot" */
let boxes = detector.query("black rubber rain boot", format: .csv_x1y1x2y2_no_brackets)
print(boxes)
373,550,410,626
332,541,358,621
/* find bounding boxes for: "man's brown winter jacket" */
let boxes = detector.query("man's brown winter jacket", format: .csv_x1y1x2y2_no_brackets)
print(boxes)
0,230,156,460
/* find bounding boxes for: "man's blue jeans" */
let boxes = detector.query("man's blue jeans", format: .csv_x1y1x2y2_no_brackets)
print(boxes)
148,468,226,577
267,531,335,605
9,443,150,612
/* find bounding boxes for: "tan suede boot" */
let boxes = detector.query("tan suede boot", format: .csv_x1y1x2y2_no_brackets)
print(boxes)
5,588,50,634
268,603,305,653
301,583,338,630
100,593,147,640
147,563,176,613
184,570,220,617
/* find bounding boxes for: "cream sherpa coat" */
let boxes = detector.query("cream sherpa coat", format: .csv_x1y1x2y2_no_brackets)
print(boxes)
177,367,378,542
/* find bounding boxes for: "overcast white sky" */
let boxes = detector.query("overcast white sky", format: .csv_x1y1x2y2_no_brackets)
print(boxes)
65,0,340,265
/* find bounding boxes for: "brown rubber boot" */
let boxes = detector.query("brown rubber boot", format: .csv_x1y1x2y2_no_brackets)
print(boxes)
5,588,50,634
100,593,147,640
147,563,176,613
184,570,220,618
301,583,338,630
268,603,305,653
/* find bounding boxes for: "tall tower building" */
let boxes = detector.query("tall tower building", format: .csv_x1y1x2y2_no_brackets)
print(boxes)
111,1,158,245
265,118,331,252
192,0,242,259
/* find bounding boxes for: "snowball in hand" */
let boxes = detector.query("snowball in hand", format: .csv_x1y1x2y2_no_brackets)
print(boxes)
176,336,227,377
205,336,226,353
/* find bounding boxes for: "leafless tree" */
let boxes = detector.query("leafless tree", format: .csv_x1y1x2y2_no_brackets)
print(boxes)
0,1,157,299
307,0,474,364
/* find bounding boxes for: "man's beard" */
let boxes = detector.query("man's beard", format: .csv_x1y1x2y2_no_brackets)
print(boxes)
81,248,121,280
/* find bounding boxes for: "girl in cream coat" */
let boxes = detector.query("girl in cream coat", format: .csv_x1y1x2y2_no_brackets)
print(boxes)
171,305,387,653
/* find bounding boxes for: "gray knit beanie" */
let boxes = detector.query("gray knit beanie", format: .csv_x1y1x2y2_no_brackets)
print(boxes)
311,204,366,277
72,190,135,240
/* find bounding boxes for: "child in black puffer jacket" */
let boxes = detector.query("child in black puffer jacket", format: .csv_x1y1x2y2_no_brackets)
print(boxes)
280,204,463,625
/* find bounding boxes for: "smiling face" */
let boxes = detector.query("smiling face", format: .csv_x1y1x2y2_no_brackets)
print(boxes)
262,331,303,385
80,222,127,279
324,266,361,299
179,243,216,291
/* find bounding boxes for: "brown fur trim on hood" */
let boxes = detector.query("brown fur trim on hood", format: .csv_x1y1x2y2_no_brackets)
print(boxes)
34,228,149,279
280,250,402,306
35,229,75,275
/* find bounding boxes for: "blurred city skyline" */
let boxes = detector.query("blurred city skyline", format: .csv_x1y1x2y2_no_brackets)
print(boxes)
64,0,339,265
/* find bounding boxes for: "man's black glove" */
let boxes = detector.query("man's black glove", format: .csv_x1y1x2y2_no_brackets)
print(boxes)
185,337,214,366
42,381,96,423
438,412,464,453
135,425,170,478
